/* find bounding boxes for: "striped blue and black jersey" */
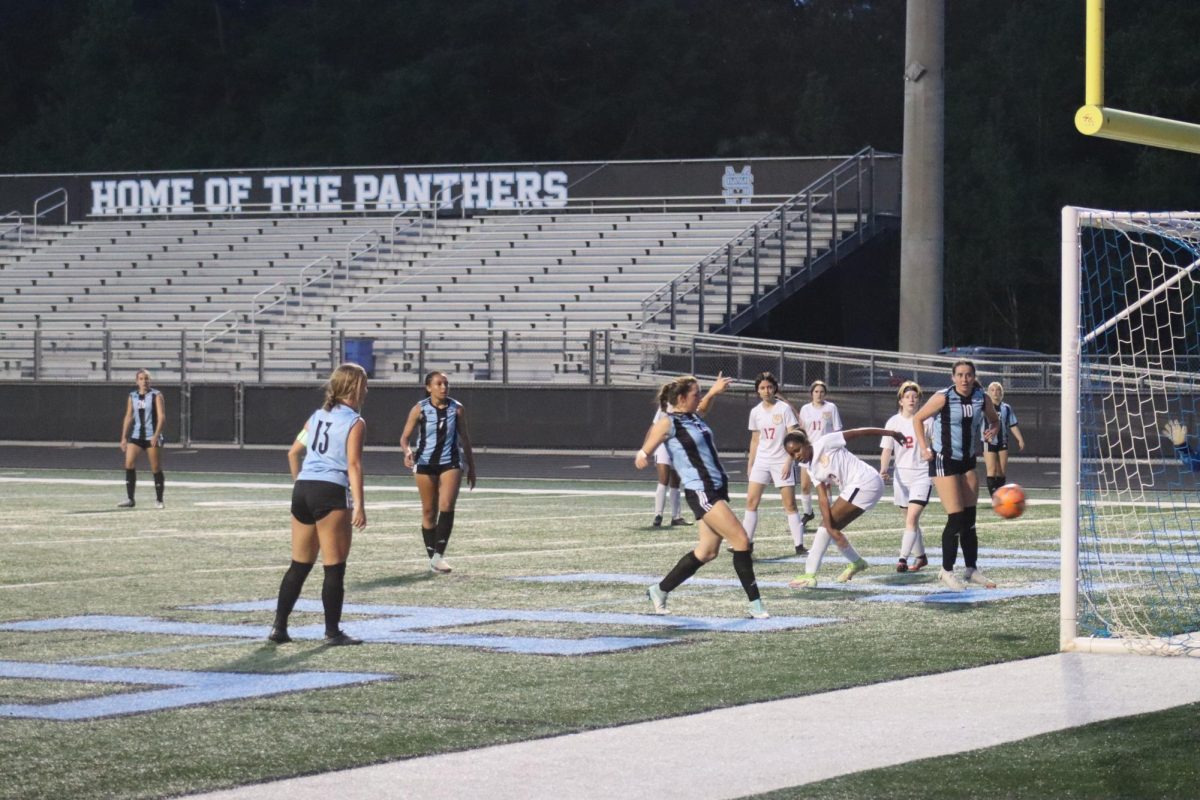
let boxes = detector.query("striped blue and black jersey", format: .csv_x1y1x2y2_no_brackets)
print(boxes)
930,385,986,461
129,388,161,440
413,397,463,469
664,412,728,493
984,401,1019,448
297,404,363,488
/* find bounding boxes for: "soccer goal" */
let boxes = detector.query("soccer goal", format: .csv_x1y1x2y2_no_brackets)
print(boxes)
1061,206,1200,656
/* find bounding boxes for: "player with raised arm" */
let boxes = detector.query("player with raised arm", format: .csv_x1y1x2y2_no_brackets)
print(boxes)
635,373,769,619
783,426,904,588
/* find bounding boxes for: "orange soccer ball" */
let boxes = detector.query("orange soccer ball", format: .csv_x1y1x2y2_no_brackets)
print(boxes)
992,483,1026,519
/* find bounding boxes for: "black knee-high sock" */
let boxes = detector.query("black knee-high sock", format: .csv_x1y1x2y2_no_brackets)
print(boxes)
434,510,455,556
731,549,761,602
941,510,964,571
273,560,314,629
125,469,136,500
985,476,997,496
996,474,1006,492
421,527,437,559
322,563,346,636
660,552,705,593
961,506,979,569
153,471,164,502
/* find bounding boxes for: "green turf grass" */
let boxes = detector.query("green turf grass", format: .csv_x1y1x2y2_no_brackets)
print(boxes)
748,701,1200,800
0,469,1146,799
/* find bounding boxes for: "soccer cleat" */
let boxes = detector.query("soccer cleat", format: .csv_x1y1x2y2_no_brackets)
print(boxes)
429,554,453,574
908,554,929,572
646,583,669,614
747,599,770,619
670,517,692,526
323,630,363,646
267,627,291,644
154,500,165,510
794,544,808,556
788,572,818,589
939,568,966,590
896,557,909,573
837,558,869,583
800,511,815,525
117,498,135,508
965,568,997,589
652,515,663,527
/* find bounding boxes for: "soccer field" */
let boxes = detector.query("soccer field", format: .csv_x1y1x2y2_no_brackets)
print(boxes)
0,467,1193,799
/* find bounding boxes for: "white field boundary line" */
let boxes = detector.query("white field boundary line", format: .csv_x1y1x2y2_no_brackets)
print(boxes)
0,475,1070,506
187,653,1200,800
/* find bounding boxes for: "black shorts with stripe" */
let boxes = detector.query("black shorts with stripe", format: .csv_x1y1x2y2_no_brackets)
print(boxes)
290,479,350,525
684,484,731,521
928,453,978,478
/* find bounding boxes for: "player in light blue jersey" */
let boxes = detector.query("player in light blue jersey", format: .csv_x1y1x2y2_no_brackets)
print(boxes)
982,381,1026,496
401,371,476,574
269,363,368,647
635,373,769,620
117,369,166,509
912,360,1000,591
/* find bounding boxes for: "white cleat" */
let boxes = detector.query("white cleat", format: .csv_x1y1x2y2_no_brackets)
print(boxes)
154,501,165,510
939,568,966,591
747,599,770,619
646,583,669,615
965,568,997,589
429,554,453,574
117,498,135,508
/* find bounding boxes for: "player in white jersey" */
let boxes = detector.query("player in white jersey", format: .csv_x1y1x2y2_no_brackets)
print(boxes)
782,426,904,588
879,381,932,573
649,397,687,527
742,372,806,555
797,380,843,524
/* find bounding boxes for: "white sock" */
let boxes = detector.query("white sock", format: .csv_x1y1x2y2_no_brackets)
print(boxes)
913,527,926,557
801,494,813,515
787,512,804,546
742,510,758,542
900,529,918,560
654,484,667,516
838,541,861,563
670,488,681,518
805,527,831,574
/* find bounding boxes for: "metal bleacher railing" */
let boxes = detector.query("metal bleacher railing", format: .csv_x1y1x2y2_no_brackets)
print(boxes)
640,147,886,335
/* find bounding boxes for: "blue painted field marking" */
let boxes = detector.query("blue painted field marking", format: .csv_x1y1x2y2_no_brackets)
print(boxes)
0,602,838,658
0,660,389,721
510,572,1067,604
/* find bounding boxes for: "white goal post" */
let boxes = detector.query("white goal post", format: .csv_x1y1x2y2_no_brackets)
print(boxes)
1061,206,1200,656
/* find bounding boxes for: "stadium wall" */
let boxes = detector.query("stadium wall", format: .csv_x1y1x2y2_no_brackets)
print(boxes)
0,383,1060,458
0,155,901,219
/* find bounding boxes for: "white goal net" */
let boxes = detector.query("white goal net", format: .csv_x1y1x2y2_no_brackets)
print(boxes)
1062,207,1200,655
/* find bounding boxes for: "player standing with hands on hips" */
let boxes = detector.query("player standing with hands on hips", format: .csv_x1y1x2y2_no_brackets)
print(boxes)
118,369,167,509
797,380,843,525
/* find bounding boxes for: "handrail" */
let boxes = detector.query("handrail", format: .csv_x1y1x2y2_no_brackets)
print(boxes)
250,282,285,329
32,188,68,237
295,255,334,314
344,229,380,283
0,211,22,243
638,147,877,332
199,310,238,365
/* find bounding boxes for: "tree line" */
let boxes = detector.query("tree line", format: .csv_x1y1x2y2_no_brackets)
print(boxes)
3,0,1200,352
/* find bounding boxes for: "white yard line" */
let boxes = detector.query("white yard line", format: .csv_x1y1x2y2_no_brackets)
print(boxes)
187,652,1200,800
